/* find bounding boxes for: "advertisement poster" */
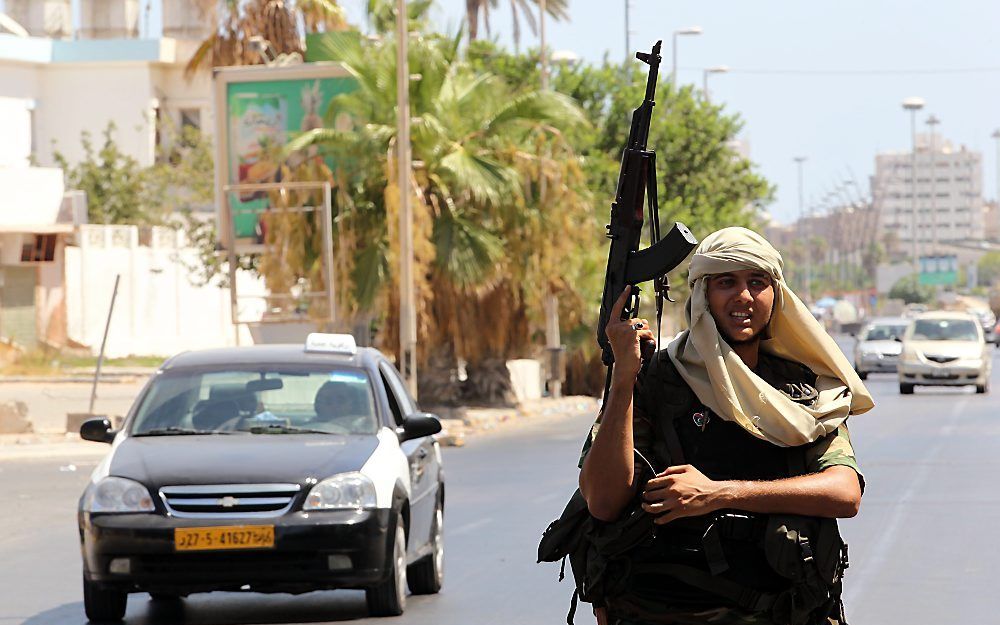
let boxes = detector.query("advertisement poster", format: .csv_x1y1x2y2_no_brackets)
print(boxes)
213,63,357,252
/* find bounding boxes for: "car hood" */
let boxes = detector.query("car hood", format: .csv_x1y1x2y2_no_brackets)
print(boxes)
108,434,380,486
858,340,902,355
907,340,983,359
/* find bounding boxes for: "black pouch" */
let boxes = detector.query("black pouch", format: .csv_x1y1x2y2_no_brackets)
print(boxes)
763,515,848,625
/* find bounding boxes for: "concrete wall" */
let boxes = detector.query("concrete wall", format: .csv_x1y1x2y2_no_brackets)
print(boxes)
65,225,264,357
0,167,65,225
0,97,32,166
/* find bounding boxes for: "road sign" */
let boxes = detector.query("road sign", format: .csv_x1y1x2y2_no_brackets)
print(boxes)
919,254,958,286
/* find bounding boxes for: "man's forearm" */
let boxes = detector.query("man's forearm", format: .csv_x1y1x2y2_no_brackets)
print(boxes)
579,378,640,521
712,466,861,519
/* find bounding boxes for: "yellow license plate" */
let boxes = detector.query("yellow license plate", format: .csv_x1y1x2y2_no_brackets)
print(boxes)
174,525,275,551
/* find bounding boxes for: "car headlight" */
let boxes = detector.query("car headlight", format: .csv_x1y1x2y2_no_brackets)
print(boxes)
82,476,155,513
304,472,376,511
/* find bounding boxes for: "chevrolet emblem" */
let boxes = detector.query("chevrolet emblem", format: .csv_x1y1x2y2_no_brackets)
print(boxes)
218,496,239,508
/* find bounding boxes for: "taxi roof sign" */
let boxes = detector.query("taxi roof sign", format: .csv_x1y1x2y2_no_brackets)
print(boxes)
305,333,357,355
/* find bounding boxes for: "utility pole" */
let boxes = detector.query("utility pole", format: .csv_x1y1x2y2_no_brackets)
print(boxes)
624,0,630,63
794,156,810,301
926,115,940,257
396,0,417,397
539,0,561,397
902,97,925,274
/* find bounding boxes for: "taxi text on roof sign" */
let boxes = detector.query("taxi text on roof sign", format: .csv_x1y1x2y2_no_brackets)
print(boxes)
305,333,358,355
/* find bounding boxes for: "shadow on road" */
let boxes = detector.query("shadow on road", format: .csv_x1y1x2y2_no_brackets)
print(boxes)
21,591,373,625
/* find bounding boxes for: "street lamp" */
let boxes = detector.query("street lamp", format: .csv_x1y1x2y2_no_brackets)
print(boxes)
902,96,925,273
991,129,1000,207
702,65,729,101
794,156,810,300
925,114,940,256
671,26,702,84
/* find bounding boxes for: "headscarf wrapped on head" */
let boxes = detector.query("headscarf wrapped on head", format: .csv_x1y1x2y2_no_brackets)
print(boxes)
666,227,874,447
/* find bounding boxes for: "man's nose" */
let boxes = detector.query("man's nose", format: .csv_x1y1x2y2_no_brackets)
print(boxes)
733,283,753,303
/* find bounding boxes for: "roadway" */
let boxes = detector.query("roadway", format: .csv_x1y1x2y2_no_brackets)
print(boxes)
2,341,999,624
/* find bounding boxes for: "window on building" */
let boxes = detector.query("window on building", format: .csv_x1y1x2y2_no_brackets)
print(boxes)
20,234,57,262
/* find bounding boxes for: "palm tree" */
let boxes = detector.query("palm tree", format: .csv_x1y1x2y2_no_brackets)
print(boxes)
465,0,569,50
187,0,346,74
288,31,589,404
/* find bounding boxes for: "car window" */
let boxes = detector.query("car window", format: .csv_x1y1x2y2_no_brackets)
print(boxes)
910,319,980,342
130,367,379,435
378,362,414,426
861,323,908,341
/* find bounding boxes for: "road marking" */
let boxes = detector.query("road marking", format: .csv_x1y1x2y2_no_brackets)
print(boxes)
844,395,968,605
449,518,492,536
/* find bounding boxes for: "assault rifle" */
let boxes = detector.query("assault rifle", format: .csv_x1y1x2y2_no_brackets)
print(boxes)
596,41,698,397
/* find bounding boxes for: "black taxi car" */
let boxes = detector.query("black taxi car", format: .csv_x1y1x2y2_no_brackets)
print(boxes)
78,334,444,622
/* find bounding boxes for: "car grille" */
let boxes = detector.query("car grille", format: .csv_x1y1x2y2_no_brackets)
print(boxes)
925,354,958,364
159,484,301,518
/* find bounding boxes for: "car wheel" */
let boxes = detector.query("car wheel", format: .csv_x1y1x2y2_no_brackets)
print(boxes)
976,382,989,394
83,577,127,622
366,521,407,616
899,383,914,395
856,369,868,381
408,499,444,594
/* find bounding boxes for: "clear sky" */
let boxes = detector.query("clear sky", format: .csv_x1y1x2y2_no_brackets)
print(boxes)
17,0,999,225
344,0,1000,225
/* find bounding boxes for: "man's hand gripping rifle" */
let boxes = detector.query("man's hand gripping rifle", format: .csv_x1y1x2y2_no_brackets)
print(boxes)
596,41,698,399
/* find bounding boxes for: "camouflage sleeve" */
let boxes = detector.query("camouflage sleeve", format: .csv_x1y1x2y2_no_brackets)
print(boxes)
804,423,864,492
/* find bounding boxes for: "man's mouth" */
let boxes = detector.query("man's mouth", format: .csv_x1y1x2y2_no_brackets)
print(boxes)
729,311,752,326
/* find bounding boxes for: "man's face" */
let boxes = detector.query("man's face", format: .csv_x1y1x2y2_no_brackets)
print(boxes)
706,269,775,344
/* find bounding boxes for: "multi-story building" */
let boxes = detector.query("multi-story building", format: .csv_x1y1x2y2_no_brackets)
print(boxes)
873,133,984,252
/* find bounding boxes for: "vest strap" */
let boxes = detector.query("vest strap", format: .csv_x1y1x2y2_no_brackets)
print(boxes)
631,562,777,614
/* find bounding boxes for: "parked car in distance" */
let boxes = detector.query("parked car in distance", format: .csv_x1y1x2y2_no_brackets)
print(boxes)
78,334,444,622
898,312,991,395
968,308,998,345
853,317,910,379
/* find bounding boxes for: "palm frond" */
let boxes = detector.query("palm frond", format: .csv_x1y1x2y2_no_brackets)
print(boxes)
439,148,519,207
432,210,504,288
482,90,587,134
352,237,389,308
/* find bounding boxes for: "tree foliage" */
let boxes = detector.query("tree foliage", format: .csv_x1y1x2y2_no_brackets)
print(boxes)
889,274,935,305
54,123,151,225
977,251,1000,287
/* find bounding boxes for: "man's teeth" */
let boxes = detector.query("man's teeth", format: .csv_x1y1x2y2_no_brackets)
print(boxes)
730,312,751,318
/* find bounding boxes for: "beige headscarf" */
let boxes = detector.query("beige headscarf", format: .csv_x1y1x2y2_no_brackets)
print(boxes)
666,227,874,447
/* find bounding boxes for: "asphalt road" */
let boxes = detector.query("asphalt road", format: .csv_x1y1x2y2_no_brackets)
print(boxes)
2,341,999,625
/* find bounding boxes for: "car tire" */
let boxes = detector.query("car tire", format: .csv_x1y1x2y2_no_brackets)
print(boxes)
856,369,868,381
900,383,914,395
83,577,127,622
366,521,407,616
976,382,989,394
408,500,444,595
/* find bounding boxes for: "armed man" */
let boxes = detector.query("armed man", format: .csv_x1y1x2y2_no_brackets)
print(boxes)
578,227,874,625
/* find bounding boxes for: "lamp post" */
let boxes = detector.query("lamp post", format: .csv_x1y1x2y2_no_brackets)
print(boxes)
902,96,925,274
992,129,1000,209
925,114,940,256
794,156,810,300
702,65,729,102
396,0,417,396
671,26,702,84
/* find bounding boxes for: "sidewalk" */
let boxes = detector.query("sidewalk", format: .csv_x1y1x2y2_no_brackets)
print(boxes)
0,395,601,461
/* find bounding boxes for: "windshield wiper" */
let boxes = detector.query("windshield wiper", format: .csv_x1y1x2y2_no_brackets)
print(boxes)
248,424,332,435
134,427,234,437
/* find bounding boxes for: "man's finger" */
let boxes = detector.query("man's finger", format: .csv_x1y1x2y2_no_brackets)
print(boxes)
610,285,631,321
654,509,682,525
657,465,690,477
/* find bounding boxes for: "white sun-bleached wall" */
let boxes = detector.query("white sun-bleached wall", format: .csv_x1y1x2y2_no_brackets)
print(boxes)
65,225,265,357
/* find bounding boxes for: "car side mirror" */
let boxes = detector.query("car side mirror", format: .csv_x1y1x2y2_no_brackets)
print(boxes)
80,417,115,444
399,412,442,442
893,336,903,343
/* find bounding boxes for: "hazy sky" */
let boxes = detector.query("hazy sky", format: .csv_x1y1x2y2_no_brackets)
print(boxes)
13,1,999,225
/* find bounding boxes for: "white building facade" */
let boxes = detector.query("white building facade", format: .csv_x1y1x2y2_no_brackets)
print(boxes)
873,134,984,251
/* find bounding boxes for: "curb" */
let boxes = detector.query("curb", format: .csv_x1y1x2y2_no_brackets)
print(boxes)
431,396,600,447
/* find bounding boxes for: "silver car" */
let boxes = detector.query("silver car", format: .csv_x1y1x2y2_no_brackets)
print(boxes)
898,312,991,394
853,317,909,380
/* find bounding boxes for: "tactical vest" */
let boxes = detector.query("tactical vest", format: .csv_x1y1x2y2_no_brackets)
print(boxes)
538,351,850,625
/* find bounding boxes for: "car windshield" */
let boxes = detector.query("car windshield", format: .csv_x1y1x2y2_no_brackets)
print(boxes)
910,319,980,342
861,324,908,341
130,367,379,436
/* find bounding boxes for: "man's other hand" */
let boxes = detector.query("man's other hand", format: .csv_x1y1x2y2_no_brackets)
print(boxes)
641,464,724,524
